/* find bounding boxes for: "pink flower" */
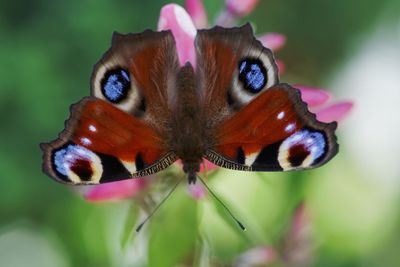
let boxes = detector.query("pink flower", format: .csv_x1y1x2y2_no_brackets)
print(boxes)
225,0,260,17
275,59,286,74
185,0,208,28
258,33,287,52
234,246,277,267
158,4,197,66
283,203,315,266
188,183,206,200
217,0,260,27
296,85,353,123
258,33,286,74
84,179,148,202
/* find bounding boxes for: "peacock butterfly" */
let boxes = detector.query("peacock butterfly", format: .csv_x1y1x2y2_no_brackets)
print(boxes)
40,24,338,185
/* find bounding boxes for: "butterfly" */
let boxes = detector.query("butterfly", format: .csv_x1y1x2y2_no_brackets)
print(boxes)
40,24,338,186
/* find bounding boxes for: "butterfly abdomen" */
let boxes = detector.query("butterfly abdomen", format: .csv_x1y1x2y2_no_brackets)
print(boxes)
170,64,208,179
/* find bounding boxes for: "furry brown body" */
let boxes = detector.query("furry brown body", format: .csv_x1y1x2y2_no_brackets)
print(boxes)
170,64,207,184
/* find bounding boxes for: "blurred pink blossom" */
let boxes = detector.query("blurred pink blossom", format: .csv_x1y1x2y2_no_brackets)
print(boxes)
188,183,206,200
315,102,354,123
283,203,315,266
234,246,276,267
84,179,148,202
296,85,353,123
275,59,286,74
258,33,287,74
258,33,287,52
185,0,208,28
175,159,218,174
296,85,332,107
200,159,218,173
158,4,197,66
217,0,260,26
225,0,260,16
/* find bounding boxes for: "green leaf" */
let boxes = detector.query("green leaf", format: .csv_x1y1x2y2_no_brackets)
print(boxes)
148,187,198,267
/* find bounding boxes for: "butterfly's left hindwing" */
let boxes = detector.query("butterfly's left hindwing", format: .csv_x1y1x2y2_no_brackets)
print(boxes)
41,97,177,184
206,84,338,171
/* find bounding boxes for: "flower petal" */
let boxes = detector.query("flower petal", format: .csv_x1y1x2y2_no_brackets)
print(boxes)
158,4,197,66
283,203,314,266
235,246,277,267
215,10,237,27
276,59,286,75
258,33,286,51
225,0,260,16
200,159,219,173
84,179,147,202
185,0,208,28
315,101,354,123
175,159,219,174
295,85,332,108
188,183,207,200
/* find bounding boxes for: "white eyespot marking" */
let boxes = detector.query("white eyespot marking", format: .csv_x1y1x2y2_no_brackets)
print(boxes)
231,49,279,106
278,130,326,170
89,125,97,132
80,137,92,146
92,63,141,113
53,144,103,184
285,123,296,133
245,151,260,166
277,111,285,120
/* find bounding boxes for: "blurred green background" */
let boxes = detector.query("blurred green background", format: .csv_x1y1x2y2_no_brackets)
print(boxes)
1,0,400,266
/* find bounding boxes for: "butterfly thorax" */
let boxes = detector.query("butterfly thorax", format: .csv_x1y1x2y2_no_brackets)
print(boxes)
170,64,208,184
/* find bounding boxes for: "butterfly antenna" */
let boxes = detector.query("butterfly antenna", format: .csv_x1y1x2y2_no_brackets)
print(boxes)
136,175,184,232
197,175,246,231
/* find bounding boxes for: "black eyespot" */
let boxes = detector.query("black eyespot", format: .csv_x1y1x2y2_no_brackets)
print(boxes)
288,144,309,167
101,68,130,103
238,58,267,94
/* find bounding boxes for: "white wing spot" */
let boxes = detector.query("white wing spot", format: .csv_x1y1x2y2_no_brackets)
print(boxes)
285,123,295,133
89,125,97,132
81,137,92,146
245,151,259,166
277,111,285,120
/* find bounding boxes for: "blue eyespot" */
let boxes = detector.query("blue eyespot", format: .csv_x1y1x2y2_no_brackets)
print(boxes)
52,144,99,181
280,129,327,169
101,68,130,103
238,58,267,93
